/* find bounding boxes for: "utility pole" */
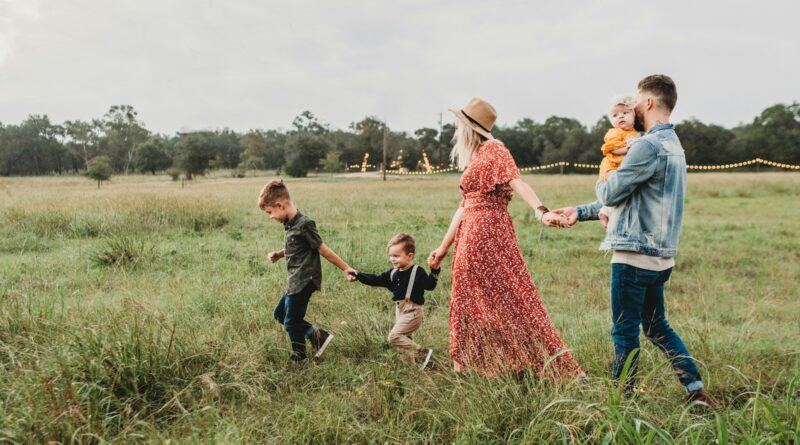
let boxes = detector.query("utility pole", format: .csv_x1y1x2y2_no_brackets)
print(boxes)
438,112,443,165
383,122,387,181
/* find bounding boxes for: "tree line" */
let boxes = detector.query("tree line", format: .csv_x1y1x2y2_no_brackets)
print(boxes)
1,102,798,178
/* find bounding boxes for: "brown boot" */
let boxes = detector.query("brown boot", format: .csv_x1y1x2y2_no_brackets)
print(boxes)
686,389,717,409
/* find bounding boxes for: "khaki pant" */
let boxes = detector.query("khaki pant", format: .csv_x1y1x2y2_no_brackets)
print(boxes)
388,300,424,364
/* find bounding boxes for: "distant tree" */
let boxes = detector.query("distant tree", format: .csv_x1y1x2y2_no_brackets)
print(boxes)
390,131,419,170
284,132,330,177
239,131,268,172
494,118,542,167
414,127,439,167
262,130,288,169
728,103,800,163
329,129,360,167
3,102,800,177
536,116,590,167
86,155,113,187
101,105,149,174
676,119,735,164
133,136,173,174
63,120,100,170
213,129,242,168
350,116,386,164
439,123,455,165
174,132,216,179
319,150,343,175
292,111,328,135
0,115,65,175
570,116,613,168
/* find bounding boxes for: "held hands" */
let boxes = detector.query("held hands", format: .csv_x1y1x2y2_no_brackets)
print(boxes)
427,245,448,270
547,207,579,228
541,211,571,228
344,267,358,282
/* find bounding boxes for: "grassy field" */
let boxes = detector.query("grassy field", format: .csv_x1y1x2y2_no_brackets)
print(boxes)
0,172,798,444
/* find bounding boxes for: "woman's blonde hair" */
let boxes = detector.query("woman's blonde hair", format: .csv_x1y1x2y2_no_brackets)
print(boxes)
450,122,489,171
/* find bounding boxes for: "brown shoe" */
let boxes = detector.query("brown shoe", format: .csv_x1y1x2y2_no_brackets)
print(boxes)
687,389,717,408
310,329,333,358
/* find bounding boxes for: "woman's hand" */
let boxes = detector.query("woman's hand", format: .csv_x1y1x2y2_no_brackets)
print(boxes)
427,245,449,270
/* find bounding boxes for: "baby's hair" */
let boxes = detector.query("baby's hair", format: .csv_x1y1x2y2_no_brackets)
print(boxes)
258,179,291,210
609,94,636,116
387,232,415,254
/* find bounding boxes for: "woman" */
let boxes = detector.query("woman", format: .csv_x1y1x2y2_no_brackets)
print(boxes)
428,97,582,378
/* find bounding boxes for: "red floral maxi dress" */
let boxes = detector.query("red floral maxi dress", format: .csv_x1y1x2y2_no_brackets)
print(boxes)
449,140,582,378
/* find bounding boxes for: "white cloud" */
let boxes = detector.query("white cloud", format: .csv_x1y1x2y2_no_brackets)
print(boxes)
0,0,40,64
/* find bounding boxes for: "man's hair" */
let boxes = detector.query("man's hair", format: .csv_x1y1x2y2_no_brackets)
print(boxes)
258,179,291,209
387,232,415,254
638,74,677,112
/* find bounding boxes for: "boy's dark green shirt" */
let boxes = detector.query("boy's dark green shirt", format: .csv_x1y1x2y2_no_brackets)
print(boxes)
283,211,323,294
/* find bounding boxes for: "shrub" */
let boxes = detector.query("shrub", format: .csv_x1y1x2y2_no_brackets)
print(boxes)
86,156,113,188
88,236,153,268
166,167,182,181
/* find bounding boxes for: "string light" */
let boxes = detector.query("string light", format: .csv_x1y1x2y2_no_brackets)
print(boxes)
382,157,800,175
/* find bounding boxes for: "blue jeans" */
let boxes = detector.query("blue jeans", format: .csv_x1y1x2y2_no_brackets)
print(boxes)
274,282,317,360
611,263,703,392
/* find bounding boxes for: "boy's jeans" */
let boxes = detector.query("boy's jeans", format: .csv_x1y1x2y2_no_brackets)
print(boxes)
610,263,703,392
274,282,317,360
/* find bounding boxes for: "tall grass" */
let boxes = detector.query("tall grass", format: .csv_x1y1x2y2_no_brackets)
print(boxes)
0,173,798,443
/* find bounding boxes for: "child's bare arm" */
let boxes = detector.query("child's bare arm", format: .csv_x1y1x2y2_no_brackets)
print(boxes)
610,146,629,155
318,243,356,281
266,249,285,263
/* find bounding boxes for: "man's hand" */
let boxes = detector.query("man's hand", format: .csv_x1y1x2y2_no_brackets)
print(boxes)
344,267,358,282
267,251,284,263
427,246,448,270
551,207,579,227
599,213,609,229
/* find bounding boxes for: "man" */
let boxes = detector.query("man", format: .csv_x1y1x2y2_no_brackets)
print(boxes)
552,75,712,404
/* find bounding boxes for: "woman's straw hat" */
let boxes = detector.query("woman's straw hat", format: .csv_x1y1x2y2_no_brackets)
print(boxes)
449,97,496,139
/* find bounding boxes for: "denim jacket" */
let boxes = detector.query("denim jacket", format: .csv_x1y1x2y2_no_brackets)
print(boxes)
577,123,686,257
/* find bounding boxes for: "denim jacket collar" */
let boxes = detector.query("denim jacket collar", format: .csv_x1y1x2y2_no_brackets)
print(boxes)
647,123,673,134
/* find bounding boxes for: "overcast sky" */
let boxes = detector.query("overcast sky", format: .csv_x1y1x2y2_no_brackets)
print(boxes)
1,0,798,134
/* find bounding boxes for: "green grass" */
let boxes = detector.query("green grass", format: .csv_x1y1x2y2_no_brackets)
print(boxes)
0,172,798,444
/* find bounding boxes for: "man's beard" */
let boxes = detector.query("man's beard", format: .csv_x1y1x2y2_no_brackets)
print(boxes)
634,108,645,132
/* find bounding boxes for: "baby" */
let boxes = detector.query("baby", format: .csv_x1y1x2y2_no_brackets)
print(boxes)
598,95,640,224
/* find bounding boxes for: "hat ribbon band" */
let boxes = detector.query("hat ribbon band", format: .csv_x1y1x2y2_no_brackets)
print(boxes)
461,109,491,133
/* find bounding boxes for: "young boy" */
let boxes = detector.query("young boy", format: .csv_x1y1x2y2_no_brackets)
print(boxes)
259,179,356,362
598,95,640,226
350,233,438,370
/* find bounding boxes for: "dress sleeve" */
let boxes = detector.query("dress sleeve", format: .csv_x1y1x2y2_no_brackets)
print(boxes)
475,141,520,193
